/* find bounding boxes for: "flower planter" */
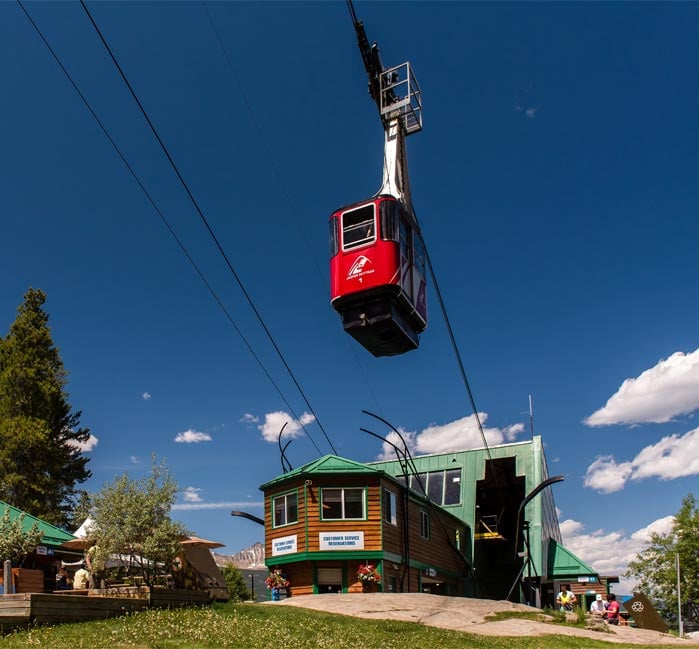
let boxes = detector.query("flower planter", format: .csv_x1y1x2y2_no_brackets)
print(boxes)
361,581,377,593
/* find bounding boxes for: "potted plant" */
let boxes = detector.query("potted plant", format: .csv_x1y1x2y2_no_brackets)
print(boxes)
264,568,289,601
356,563,381,592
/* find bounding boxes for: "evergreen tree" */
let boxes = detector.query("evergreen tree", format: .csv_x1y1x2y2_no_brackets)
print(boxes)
221,564,252,601
625,494,699,625
0,288,91,527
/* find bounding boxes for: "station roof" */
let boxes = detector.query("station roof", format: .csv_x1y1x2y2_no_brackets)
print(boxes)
260,454,383,490
0,501,76,547
547,539,597,578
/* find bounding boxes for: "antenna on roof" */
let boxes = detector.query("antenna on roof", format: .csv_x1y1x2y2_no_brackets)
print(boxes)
529,394,534,437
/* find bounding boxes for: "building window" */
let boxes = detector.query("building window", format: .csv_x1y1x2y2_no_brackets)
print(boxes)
409,472,427,496
273,491,298,527
408,469,462,506
420,510,430,539
444,469,461,505
427,471,444,504
321,488,365,520
383,489,397,526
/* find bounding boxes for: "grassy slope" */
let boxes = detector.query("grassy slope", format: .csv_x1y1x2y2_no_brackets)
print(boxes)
0,602,682,649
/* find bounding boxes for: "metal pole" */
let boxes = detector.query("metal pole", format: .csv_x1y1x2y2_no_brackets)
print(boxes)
250,573,254,601
526,522,532,605
677,553,683,637
3,560,12,595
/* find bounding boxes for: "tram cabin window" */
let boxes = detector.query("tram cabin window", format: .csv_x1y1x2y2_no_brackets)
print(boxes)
329,216,339,257
379,200,399,241
342,204,375,250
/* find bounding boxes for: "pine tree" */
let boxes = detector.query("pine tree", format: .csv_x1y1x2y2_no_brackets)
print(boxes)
0,288,91,527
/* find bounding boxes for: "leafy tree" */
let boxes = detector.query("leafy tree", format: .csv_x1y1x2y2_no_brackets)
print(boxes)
625,493,699,625
87,456,189,587
221,564,252,601
0,289,91,527
0,510,45,566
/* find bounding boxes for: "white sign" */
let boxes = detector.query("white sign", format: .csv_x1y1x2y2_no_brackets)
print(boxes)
272,535,297,556
319,532,364,550
36,546,47,556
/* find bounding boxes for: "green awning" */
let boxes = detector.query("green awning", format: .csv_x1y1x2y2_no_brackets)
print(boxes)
0,501,76,547
547,539,597,578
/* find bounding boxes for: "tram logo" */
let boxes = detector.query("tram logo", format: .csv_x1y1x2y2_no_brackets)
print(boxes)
347,255,374,280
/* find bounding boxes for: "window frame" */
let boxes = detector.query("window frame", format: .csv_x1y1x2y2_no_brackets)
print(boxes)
341,203,376,251
420,509,430,539
383,488,398,526
272,490,298,528
320,487,367,521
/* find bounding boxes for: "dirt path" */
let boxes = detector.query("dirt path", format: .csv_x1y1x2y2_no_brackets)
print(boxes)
275,593,699,645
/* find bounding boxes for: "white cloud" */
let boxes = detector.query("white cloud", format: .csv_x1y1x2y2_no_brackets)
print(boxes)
374,413,525,460
130,456,139,464
174,429,212,443
240,413,259,424
583,456,634,493
586,348,699,426
376,429,418,461
172,500,264,511
258,411,315,443
584,426,699,492
142,392,151,401
560,515,675,594
525,107,537,118
66,434,99,453
182,486,202,503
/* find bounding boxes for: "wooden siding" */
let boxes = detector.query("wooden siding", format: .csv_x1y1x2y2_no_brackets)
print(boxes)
263,472,469,595
266,476,384,557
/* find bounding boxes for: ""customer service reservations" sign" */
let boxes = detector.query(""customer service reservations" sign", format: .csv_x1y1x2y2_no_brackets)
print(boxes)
319,532,364,550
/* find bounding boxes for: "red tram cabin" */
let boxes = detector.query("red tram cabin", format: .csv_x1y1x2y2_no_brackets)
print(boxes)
329,195,427,357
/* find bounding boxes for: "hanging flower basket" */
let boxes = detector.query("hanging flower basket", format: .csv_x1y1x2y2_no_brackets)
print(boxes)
356,563,380,592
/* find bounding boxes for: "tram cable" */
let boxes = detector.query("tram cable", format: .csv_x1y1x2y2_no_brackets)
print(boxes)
16,0,326,456
78,0,339,456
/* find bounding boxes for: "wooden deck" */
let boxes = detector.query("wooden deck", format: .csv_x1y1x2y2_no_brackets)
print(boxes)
0,588,213,632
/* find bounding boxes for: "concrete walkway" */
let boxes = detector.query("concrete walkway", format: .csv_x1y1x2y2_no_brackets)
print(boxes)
274,593,699,645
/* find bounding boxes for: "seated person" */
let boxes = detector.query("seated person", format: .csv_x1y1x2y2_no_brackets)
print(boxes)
605,593,621,625
55,567,72,590
590,594,607,616
73,561,90,590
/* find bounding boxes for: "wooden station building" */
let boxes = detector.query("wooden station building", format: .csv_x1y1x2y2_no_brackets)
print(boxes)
261,436,613,605
260,455,471,596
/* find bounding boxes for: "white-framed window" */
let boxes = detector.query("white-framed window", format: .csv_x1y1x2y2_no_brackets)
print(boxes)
409,469,462,506
420,510,430,539
383,488,398,526
342,204,376,250
321,488,365,520
273,491,298,527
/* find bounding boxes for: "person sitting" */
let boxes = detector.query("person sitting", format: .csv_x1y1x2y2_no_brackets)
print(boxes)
556,584,577,611
55,568,72,591
73,561,90,590
605,593,621,625
590,593,607,617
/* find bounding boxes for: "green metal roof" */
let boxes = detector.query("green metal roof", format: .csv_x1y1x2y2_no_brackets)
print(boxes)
547,539,597,578
260,454,383,490
0,501,76,547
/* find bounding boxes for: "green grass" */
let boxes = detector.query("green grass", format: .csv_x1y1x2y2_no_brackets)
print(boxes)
0,602,680,649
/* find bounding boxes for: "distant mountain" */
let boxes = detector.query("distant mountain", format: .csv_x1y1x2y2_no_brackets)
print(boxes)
214,541,265,569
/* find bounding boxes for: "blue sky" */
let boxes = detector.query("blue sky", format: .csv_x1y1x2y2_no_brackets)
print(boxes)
2,1,699,591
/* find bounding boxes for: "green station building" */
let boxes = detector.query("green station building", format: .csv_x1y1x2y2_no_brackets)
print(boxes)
369,435,609,606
